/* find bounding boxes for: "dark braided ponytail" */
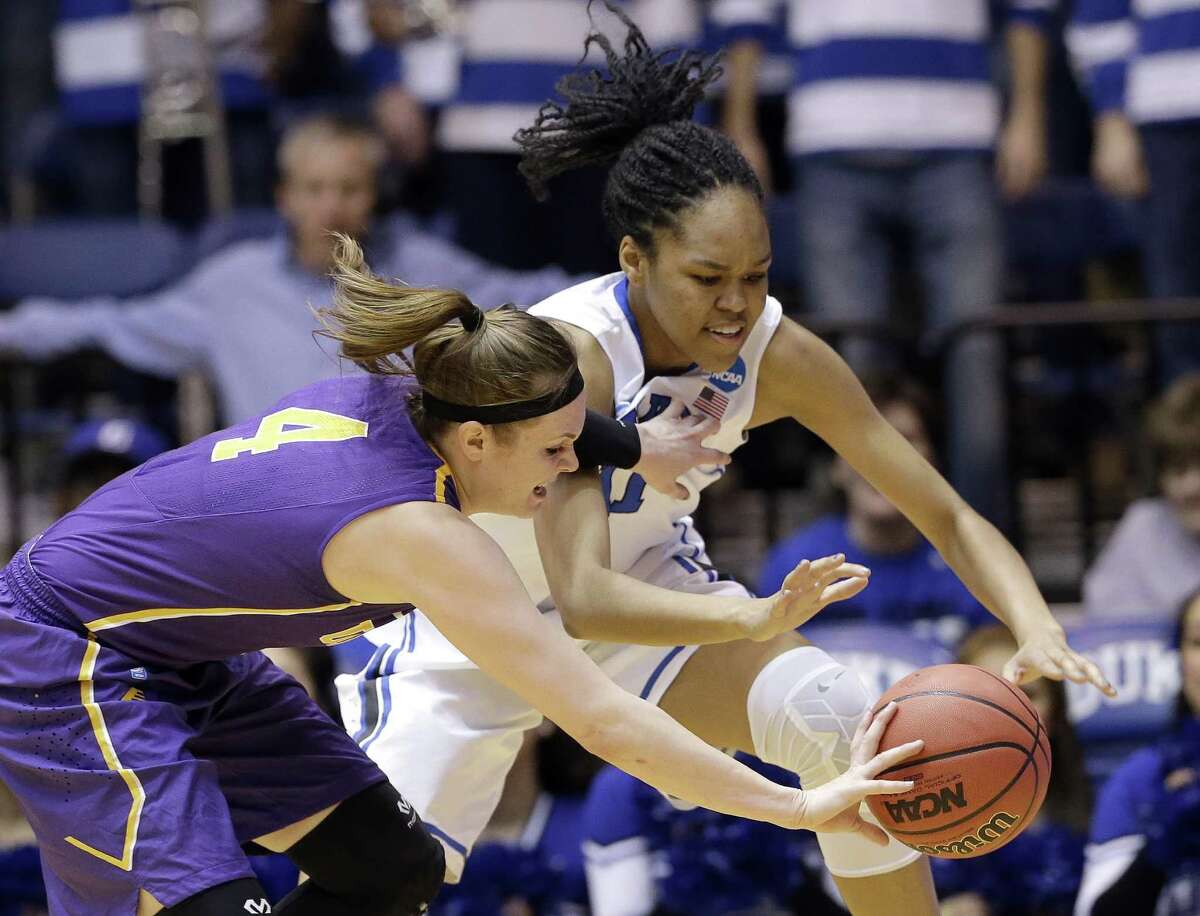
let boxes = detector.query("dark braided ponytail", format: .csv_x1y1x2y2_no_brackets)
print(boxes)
515,0,762,251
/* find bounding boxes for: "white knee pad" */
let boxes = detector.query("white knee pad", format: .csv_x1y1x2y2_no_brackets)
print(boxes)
747,646,922,878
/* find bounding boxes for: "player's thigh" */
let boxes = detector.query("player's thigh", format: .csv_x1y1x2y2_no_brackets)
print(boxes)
0,616,256,913
335,636,543,881
658,630,810,751
189,652,389,851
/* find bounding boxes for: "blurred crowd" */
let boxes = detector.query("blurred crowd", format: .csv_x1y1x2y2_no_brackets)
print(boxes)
0,0,1198,913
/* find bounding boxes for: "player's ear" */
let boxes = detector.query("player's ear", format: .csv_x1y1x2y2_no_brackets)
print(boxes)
455,421,488,462
618,235,648,287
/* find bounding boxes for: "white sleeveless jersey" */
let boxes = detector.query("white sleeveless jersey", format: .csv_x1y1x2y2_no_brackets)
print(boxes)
473,273,784,602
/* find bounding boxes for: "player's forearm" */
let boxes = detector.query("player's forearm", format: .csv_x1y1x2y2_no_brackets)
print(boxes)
578,687,800,826
937,505,1059,642
538,474,755,644
558,565,754,645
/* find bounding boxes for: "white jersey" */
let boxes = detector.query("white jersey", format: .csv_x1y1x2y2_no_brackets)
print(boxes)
344,273,784,878
472,272,784,603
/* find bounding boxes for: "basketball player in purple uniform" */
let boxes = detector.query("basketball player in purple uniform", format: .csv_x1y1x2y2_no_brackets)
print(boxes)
0,236,923,916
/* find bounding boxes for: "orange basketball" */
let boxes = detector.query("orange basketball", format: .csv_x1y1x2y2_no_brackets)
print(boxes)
864,664,1051,859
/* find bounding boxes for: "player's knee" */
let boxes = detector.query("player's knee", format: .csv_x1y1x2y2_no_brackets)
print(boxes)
287,781,445,914
746,645,872,787
380,820,445,914
746,646,922,877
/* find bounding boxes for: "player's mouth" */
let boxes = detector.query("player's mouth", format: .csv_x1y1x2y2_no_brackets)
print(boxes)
704,322,746,347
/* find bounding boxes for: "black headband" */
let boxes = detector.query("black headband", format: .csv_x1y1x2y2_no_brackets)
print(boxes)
421,367,585,423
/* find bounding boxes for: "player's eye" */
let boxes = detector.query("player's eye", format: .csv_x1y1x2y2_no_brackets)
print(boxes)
744,273,766,284
545,445,565,457
692,275,721,287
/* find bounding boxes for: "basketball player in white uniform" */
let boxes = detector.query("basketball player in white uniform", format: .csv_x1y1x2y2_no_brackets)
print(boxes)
338,8,1116,912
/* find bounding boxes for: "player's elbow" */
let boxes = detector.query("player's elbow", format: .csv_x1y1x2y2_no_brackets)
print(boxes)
558,602,603,639
552,572,610,639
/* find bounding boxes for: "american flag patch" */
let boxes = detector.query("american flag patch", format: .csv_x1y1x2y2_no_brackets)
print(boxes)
692,386,729,420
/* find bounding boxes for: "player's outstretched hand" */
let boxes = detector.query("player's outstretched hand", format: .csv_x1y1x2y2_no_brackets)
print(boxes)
1002,625,1117,697
790,702,922,844
739,554,870,642
634,399,730,499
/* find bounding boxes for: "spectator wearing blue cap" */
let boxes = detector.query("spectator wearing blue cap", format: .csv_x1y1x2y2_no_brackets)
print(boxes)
57,417,170,515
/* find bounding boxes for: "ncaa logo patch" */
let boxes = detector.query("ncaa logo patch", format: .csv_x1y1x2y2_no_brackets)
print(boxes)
707,357,746,393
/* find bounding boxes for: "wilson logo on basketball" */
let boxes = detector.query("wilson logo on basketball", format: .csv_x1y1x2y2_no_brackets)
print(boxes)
884,782,968,823
909,811,1022,857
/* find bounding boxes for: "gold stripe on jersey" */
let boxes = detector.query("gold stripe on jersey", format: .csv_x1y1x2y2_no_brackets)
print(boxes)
435,463,452,503
86,600,363,632
64,636,146,871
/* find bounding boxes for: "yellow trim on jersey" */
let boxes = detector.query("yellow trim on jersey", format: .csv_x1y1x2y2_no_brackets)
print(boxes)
435,463,452,504
64,636,146,872
85,601,362,633
319,618,378,646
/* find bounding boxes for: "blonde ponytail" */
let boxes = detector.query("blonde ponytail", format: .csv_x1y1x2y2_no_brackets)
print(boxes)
315,234,579,438
318,234,478,375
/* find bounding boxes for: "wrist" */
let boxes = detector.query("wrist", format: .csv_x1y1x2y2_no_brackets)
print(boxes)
1011,613,1063,646
731,598,765,641
783,787,809,830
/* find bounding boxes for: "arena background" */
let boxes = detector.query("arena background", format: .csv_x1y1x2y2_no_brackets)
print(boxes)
0,1,1196,913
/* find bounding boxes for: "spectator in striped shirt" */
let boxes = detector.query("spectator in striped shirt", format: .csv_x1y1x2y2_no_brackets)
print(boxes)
352,0,703,275
50,0,276,220
716,0,1057,530
1067,0,1200,385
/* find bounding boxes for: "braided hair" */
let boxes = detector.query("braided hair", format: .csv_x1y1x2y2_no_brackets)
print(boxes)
515,0,763,251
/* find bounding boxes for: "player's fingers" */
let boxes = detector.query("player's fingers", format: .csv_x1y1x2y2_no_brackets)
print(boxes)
1057,651,1088,684
1002,653,1034,686
697,447,732,466
1033,651,1067,682
660,398,685,420
817,575,870,608
858,701,898,758
816,562,869,589
851,702,875,747
865,739,924,776
1079,656,1116,697
672,482,689,500
781,560,813,593
808,554,845,580
861,777,917,797
686,415,718,437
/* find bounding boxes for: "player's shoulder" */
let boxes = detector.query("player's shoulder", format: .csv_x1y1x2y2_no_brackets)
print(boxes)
531,273,624,320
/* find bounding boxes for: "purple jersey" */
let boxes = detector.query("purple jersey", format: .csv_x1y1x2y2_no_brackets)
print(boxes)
15,374,458,666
